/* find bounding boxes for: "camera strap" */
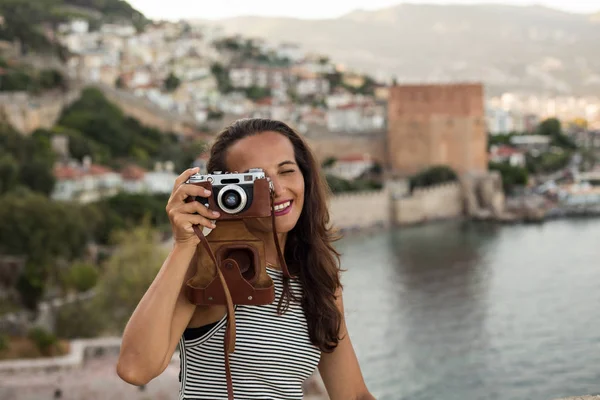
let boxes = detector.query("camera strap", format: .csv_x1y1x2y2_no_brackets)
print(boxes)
190,191,291,400
192,223,236,399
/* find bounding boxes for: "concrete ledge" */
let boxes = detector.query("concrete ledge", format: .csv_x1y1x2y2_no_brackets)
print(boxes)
0,337,179,375
555,397,600,400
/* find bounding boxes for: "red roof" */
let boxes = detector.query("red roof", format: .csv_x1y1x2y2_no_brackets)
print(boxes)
492,145,523,157
255,97,273,106
54,163,115,180
54,165,83,180
88,164,114,176
336,103,359,110
337,154,372,163
121,165,147,181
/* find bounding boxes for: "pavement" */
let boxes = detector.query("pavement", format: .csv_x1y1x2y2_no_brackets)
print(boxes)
0,354,329,400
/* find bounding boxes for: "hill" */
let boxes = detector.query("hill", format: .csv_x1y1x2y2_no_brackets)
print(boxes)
198,4,600,96
0,0,148,56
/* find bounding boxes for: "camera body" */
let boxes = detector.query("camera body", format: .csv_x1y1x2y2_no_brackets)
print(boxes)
185,168,273,219
184,168,276,308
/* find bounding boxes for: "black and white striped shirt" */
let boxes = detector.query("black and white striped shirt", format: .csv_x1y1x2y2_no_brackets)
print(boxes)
178,267,322,400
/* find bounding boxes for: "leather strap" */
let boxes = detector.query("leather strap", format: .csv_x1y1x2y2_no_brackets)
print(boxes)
193,224,235,399
192,225,236,353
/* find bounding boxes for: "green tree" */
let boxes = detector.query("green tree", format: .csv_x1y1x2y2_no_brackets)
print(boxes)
39,68,65,90
0,334,8,353
487,132,516,149
28,327,58,356
210,62,232,93
321,157,337,168
409,165,458,191
488,162,529,193
95,220,169,331
325,175,383,194
325,71,343,90
57,87,181,166
0,153,20,194
19,159,56,196
163,72,181,92
538,118,562,137
54,298,107,339
0,192,91,309
51,125,111,164
537,118,577,150
244,86,270,100
0,70,35,91
61,262,99,293
0,124,56,195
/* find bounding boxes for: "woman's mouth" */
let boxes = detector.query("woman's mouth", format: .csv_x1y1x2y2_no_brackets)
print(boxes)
274,200,293,216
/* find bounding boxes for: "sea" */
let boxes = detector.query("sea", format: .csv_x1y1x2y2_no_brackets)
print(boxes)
338,218,600,400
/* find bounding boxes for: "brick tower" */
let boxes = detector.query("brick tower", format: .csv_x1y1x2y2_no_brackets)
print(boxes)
387,83,488,176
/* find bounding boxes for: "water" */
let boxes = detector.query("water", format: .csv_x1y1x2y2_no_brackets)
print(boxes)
338,219,600,400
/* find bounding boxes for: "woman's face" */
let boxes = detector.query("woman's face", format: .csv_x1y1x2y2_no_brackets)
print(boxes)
225,131,305,234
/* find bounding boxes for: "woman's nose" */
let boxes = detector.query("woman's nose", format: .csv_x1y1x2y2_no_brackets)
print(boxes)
270,177,284,197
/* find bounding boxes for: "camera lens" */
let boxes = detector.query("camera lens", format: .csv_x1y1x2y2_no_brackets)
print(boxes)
217,184,248,214
223,190,241,208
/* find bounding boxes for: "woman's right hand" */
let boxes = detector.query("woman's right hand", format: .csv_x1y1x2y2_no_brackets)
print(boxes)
166,167,221,247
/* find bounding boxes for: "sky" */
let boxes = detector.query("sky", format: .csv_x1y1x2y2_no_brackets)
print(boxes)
127,0,599,21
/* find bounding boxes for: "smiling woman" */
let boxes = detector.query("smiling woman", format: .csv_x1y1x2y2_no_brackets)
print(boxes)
116,118,375,400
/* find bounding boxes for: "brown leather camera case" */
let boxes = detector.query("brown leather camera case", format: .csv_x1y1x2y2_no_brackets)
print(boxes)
185,178,276,307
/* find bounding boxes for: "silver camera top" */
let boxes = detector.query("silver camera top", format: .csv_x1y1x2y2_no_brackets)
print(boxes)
186,168,267,186
186,168,273,215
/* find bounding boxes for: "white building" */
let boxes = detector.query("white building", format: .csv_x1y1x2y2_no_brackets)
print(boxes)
296,77,330,97
52,160,122,203
326,154,374,180
326,104,385,133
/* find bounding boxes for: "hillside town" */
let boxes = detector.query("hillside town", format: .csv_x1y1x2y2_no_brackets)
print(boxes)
60,19,388,136
58,18,600,135
0,18,587,212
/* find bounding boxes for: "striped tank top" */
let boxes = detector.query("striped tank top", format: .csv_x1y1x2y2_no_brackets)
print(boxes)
178,267,322,400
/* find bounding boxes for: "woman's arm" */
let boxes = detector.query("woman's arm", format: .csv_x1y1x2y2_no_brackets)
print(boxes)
318,288,376,400
116,168,220,386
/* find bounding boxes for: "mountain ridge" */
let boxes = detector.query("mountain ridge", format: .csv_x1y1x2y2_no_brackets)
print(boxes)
196,3,600,96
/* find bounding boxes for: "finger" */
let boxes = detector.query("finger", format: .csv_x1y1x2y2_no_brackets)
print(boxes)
171,183,212,204
172,167,200,191
167,185,209,215
173,213,217,231
172,199,221,219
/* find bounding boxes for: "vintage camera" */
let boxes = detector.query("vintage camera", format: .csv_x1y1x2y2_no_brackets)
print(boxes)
185,168,273,217
184,168,277,308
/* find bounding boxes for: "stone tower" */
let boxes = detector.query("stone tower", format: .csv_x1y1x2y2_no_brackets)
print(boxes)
387,83,488,176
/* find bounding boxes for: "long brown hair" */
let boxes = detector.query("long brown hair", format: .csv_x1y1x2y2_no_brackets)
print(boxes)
206,118,343,352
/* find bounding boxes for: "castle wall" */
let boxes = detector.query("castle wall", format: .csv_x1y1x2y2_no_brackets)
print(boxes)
327,182,465,230
394,182,464,226
328,189,391,230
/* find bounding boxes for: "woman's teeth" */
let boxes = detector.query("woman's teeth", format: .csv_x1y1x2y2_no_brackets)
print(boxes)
274,201,291,211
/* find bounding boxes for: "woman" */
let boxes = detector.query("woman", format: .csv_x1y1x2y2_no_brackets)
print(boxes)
116,118,375,400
